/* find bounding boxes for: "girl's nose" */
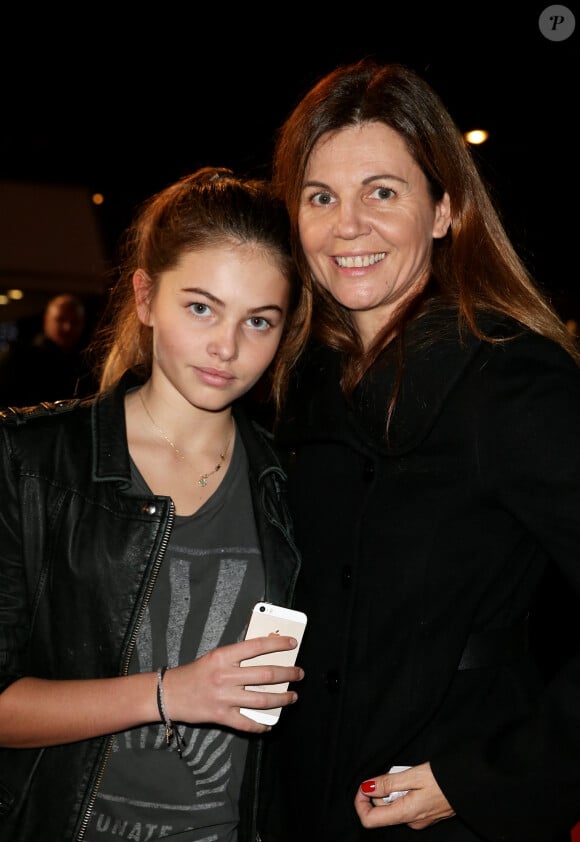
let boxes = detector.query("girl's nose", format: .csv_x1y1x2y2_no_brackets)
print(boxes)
207,326,238,361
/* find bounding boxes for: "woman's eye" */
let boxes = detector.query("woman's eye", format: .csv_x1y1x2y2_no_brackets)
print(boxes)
190,302,211,316
371,186,396,200
310,191,334,207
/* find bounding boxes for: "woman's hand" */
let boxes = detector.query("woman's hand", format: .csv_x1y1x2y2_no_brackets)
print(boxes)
354,762,455,829
164,634,304,733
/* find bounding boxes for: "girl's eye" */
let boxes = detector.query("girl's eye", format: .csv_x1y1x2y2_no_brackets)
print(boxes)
190,302,211,316
371,186,396,200
247,316,271,331
310,191,335,207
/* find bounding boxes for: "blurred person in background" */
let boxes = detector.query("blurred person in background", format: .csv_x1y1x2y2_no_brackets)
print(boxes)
0,292,94,406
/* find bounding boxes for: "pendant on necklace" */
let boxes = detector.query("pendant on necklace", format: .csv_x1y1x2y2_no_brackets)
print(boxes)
139,389,232,488
198,462,222,487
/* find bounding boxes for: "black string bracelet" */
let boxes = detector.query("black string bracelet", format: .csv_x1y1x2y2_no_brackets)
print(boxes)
156,665,187,758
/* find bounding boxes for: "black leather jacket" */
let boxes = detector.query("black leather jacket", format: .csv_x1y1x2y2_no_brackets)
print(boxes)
0,372,301,841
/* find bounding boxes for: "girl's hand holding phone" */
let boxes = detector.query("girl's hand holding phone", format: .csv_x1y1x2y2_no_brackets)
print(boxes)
239,602,307,725
160,621,305,733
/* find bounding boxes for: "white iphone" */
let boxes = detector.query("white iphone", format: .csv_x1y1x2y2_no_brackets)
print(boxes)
240,602,307,725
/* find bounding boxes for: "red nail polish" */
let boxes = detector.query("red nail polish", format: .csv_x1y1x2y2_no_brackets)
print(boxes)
361,780,376,794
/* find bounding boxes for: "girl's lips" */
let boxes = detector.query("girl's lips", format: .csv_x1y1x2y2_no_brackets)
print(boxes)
194,367,235,387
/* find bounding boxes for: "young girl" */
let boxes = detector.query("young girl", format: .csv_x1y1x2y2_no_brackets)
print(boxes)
0,167,311,841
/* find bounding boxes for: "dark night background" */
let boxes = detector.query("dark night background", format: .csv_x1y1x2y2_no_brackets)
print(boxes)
0,8,579,834
0,5,578,331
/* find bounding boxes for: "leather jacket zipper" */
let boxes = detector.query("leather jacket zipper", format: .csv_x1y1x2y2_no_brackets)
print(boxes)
76,500,175,840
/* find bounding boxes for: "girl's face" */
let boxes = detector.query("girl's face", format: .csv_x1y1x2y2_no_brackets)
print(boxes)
134,242,290,412
298,122,451,346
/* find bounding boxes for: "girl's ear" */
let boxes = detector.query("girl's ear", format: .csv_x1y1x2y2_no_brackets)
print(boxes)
133,270,153,326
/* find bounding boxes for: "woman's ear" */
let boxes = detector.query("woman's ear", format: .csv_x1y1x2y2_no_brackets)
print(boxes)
433,192,452,239
133,270,153,326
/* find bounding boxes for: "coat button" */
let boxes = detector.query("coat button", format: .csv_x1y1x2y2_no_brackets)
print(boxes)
342,565,353,588
362,459,375,481
325,670,340,691
142,503,157,515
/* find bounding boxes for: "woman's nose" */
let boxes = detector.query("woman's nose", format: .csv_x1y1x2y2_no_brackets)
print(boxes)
333,200,370,238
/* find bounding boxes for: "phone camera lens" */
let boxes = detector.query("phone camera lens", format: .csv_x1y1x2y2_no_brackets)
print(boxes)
259,605,266,612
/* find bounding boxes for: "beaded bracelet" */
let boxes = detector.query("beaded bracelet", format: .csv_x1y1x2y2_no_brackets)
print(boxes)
156,665,187,758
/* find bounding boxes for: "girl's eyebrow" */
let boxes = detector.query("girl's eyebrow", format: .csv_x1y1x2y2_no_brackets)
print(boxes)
249,304,285,315
181,287,223,305
182,288,285,316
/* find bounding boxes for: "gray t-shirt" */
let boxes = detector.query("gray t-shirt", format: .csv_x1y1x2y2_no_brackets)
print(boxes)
86,430,265,841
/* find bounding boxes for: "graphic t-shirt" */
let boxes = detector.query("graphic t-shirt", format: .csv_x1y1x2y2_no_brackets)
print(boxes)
85,432,264,841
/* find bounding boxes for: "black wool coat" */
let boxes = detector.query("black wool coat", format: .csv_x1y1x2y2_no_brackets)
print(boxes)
258,309,580,842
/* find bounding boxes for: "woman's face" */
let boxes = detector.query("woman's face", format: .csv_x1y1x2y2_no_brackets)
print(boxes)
298,122,451,346
134,242,290,413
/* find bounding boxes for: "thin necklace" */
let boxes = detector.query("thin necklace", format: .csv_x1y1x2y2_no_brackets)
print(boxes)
138,390,234,487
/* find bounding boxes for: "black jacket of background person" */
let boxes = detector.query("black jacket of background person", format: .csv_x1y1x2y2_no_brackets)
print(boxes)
258,307,580,842
0,371,301,842
0,333,95,407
